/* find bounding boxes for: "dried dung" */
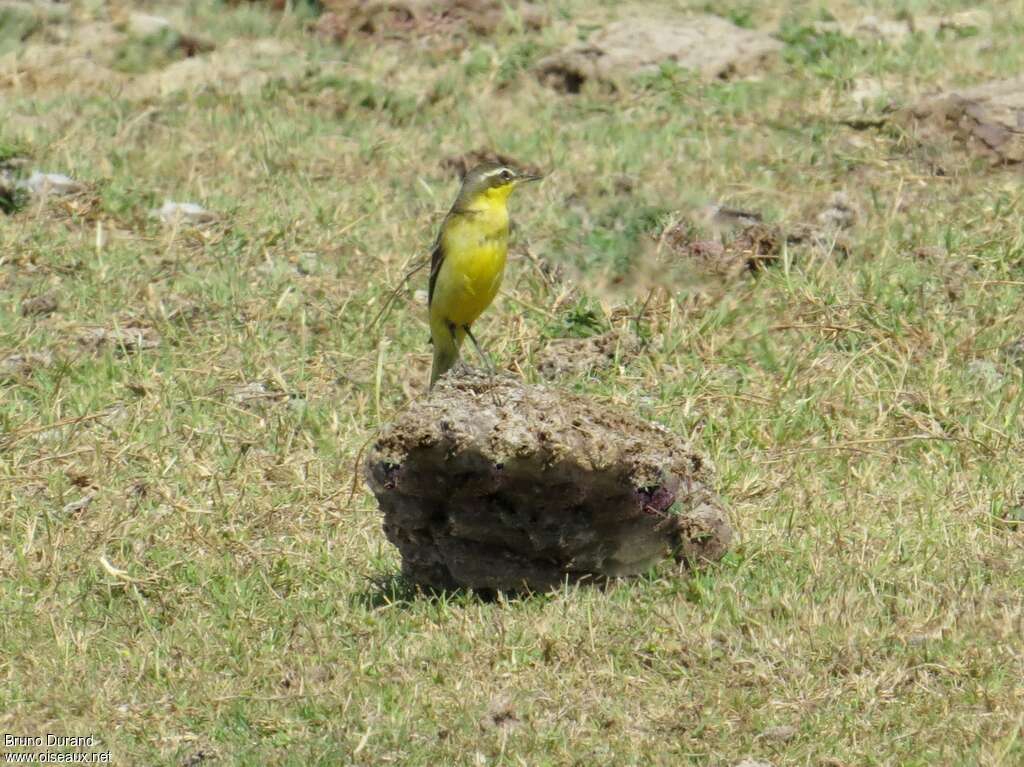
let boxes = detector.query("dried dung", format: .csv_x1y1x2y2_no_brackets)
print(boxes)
365,369,731,591
662,220,791,278
901,76,1024,164
317,0,546,42
537,13,781,93
20,293,58,317
536,330,641,380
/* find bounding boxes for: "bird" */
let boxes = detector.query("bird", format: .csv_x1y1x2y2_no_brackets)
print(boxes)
427,161,541,389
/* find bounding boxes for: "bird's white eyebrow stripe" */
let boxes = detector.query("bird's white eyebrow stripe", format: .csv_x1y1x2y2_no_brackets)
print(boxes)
479,167,511,181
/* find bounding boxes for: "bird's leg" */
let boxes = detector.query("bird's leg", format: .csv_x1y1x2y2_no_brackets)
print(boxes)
464,324,504,406
463,325,495,373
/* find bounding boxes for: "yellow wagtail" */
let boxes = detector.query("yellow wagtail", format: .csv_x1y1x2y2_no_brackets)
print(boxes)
428,162,541,388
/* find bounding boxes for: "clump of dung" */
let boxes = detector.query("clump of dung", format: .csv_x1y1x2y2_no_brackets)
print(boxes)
536,329,641,381
365,369,732,591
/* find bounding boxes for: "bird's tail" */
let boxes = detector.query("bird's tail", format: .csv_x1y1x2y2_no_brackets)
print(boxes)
429,320,464,389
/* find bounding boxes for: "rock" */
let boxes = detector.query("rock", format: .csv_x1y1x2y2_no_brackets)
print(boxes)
537,13,781,93
18,171,83,197
154,200,216,226
536,330,641,380
734,760,774,767
901,76,1024,164
365,369,731,592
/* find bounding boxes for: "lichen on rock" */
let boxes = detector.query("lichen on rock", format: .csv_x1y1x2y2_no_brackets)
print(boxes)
365,368,732,591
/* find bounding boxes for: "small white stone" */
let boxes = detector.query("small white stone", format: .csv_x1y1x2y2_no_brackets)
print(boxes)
19,171,83,197
154,200,216,225
128,13,172,37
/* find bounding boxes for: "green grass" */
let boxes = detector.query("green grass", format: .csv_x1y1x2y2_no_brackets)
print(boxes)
2,0,1023,764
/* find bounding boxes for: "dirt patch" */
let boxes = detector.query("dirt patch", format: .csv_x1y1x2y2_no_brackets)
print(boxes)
537,13,781,93
365,368,731,592
315,0,547,43
536,330,641,380
900,76,1024,164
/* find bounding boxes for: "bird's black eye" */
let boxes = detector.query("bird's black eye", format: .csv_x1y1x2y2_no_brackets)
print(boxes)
500,168,513,182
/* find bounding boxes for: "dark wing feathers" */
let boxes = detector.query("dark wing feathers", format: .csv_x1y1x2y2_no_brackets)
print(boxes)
428,235,443,308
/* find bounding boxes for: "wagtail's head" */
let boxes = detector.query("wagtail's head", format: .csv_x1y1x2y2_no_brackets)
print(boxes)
456,161,542,208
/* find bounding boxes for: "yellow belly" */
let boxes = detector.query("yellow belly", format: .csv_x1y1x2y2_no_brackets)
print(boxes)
431,243,506,327
430,208,509,330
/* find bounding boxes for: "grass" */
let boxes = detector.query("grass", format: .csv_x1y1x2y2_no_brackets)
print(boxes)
2,0,1023,764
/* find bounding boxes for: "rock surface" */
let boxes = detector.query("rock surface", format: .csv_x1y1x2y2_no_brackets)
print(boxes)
902,76,1024,164
365,369,731,591
537,13,781,92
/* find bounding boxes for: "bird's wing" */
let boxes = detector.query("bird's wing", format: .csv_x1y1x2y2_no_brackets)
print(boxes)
427,233,444,308
428,202,473,307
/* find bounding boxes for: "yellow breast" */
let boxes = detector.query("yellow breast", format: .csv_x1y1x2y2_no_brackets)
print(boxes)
430,196,510,328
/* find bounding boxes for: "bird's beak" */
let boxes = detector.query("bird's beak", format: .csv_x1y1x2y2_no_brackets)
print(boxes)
516,173,543,184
